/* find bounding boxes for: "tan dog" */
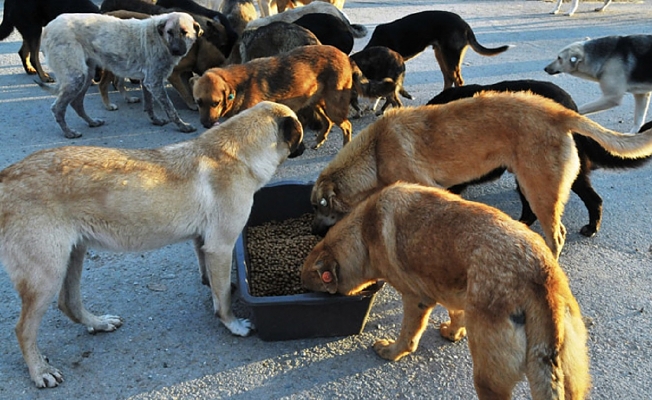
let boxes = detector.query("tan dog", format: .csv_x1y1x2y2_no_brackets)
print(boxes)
310,91,652,259
0,102,305,388
37,12,201,138
192,45,390,148
302,182,591,400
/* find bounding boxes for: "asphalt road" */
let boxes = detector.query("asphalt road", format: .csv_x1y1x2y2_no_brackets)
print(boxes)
0,0,650,399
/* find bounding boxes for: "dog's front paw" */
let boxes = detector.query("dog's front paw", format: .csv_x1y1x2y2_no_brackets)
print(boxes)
439,321,467,342
151,117,169,126
177,121,197,133
373,339,409,361
106,103,119,111
126,96,140,104
64,129,83,139
32,364,64,388
88,118,105,128
224,317,253,336
86,314,123,334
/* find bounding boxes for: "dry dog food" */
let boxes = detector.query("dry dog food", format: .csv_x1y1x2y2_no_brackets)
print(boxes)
246,213,321,296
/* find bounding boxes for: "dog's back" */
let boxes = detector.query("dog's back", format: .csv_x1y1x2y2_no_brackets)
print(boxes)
584,35,652,83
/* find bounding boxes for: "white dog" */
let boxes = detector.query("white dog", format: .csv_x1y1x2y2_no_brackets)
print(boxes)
38,12,201,138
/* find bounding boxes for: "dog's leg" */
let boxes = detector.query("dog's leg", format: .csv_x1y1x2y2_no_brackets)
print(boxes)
22,28,53,82
51,76,93,139
596,0,613,12
579,82,626,116
565,0,580,16
439,309,467,342
550,0,564,14
69,74,105,129
142,78,196,133
141,84,169,126
466,312,526,399
313,106,335,149
373,294,433,361
18,40,36,76
433,47,457,89
631,92,651,133
194,236,210,286
57,244,123,334
99,70,119,111
571,158,603,237
202,250,252,336
168,70,199,111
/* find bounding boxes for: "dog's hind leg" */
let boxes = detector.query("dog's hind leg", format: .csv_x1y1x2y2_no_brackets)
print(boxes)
142,78,196,133
433,46,464,89
595,0,613,12
50,76,89,139
570,158,603,237
21,28,53,82
57,244,123,334
631,92,651,133
312,105,335,149
69,73,105,129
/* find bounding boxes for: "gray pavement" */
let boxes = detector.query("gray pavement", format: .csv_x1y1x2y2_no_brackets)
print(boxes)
0,0,651,398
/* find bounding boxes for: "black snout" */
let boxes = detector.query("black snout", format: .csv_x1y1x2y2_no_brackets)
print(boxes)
169,40,187,57
543,66,559,75
311,218,332,237
289,141,306,158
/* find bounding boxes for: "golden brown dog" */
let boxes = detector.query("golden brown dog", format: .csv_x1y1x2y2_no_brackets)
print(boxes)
302,182,591,400
191,44,391,148
310,91,652,259
0,102,304,388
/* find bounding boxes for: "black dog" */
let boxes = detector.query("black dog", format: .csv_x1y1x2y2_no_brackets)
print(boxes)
293,13,353,55
364,11,510,90
349,46,413,116
0,0,99,82
428,79,652,237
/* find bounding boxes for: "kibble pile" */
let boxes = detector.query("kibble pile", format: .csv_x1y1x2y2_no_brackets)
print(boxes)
246,213,322,297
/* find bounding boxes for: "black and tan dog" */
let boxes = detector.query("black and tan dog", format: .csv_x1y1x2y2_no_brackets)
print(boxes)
192,45,392,149
427,80,652,237
350,46,413,116
0,0,100,82
310,91,652,259
0,102,305,388
302,182,591,400
364,10,510,89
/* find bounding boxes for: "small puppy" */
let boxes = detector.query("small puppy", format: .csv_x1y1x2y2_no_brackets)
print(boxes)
349,46,413,116
192,45,392,148
364,10,510,89
302,182,591,400
38,12,201,138
544,34,652,133
551,0,613,16
0,101,305,388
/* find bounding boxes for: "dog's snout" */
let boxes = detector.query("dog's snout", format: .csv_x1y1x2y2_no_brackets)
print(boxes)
289,142,306,158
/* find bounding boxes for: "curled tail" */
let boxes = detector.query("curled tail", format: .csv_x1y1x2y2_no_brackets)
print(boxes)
571,114,652,159
524,272,591,400
467,28,511,56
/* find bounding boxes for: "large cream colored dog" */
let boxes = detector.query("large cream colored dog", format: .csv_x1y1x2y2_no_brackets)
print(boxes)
302,182,591,400
311,91,652,259
0,102,304,388
38,12,201,138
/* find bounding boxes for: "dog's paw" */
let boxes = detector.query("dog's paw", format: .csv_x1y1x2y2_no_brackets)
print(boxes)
151,117,169,126
88,119,105,128
126,96,140,104
86,314,123,334
224,318,252,337
32,366,64,388
177,122,197,133
373,339,407,361
579,224,598,238
64,129,83,139
439,321,467,342
106,103,119,111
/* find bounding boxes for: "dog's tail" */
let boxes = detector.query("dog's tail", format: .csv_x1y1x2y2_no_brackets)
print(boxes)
569,114,652,160
349,23,368,38
0,2,16,41
521,264,591,400
466,28,511,56
33,79,59,95
350,61,395,99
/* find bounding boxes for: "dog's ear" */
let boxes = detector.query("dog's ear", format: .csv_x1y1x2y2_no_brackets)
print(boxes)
189,76,199,90
314,259,338,294
157,19,167,37
194,21,203,37
279,116,305,157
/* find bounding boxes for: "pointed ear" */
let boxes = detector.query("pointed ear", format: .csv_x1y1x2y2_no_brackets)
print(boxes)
314,259,338,294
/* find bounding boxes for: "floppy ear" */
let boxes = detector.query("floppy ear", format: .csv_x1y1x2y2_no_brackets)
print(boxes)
280,116,304,156
314,259,339,294
157,20,167,37
189,76,199,90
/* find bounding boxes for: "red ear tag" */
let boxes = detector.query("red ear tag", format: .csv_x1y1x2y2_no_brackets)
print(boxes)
321,271,333,283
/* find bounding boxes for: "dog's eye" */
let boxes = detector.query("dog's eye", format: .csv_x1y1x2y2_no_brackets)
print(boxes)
180,29,187,36
319,198,328,208
196,99,203,107
211,101,220,108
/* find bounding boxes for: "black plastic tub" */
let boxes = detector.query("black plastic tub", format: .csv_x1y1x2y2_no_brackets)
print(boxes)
235,181,382,341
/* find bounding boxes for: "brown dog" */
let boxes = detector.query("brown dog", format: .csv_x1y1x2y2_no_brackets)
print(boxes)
302,182,591,400
310,91,652,259
0,102,305,388
192,44,392,148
